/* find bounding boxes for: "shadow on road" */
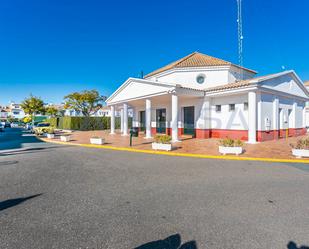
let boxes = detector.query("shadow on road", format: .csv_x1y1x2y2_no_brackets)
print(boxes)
288,241,309,249
0,194,43,212
0,128,44,151
0,160,18,166
134,234,198,249
0,145,69,157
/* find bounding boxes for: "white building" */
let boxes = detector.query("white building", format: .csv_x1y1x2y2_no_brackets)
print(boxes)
106,52,309,142
0,109,9,119
8,102,25,119
94,106,133,118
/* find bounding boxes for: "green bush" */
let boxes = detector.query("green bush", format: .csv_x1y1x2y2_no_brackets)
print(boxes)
219,138,244,147
46,116,132,131
154,134,172,144
34,127,54,135
290,137,309,150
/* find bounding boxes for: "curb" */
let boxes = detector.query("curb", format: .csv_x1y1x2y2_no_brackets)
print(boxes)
37,137,309,164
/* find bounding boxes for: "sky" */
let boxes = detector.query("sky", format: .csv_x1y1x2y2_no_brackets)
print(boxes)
0,0,308,105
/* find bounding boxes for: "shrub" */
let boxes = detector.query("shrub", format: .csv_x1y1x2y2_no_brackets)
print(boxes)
34,127,54,135
290,137,309,150
46,116,131,131
219,138,244,147
154,134,172,144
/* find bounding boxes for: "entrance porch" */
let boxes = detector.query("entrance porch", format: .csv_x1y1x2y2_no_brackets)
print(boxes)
109,89,205,142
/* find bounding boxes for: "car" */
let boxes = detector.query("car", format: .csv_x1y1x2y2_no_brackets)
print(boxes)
33,123,51,135
36,122,50,127
0,124,4,132
4,122,11,128
10,122,19,128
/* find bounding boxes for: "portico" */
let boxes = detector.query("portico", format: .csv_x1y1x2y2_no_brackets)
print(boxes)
108,80,205,142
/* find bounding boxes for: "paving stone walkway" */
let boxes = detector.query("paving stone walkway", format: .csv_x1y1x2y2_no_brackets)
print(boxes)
48,129,309,160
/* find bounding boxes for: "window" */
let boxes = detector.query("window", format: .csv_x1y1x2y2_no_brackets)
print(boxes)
229,104,235,111
244,102,248,110
215,105,221,112
196,74,205,84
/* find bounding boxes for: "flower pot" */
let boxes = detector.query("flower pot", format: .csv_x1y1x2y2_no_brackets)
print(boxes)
292,149,309,158
47,133,55,139
219,146,243,155
60,135,71,142
152,142,172,151
90,137,105,145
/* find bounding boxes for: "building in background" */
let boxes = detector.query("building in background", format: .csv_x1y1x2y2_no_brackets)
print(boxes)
93,106,133,118
0,107,9,119
8,102,25,119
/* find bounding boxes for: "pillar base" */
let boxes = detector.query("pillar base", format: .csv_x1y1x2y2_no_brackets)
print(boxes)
144,136,152,139
246,140,258,144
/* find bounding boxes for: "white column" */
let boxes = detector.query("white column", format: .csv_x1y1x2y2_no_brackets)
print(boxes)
292,101,297,128
273,97,279,130
123,103,128,136
120,108,124,133
248,91,257,143
303,104,306,128
272,97,279,139
145,99,152,138
171,94,179,142
110,105,115,134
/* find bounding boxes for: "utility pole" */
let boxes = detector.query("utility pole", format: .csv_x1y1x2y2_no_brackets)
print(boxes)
237,0,244,80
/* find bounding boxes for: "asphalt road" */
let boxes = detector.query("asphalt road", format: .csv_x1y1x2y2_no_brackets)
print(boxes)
0,128,309,249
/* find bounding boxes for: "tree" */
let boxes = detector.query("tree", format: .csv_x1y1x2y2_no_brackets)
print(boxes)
45,106,58,117
64,90,106,116
20,95,45,124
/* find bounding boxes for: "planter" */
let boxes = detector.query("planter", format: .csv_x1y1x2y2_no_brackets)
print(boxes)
46,133,55,139
219,146,243,155
60,135,71,142
152,142,172,151
90,137,105,145
292,149,309,158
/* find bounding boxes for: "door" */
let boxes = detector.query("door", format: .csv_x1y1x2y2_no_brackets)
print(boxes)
156,109,166,133
140,111,145,131
183,106,195,135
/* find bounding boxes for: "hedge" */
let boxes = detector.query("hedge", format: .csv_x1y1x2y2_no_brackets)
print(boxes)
46,116,132,131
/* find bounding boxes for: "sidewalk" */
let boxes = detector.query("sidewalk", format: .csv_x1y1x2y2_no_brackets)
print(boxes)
47,130,309,161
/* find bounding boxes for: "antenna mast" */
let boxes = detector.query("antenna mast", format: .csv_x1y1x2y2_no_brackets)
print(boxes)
237,0,244,80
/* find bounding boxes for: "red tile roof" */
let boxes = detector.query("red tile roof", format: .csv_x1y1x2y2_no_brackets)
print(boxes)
145,52,257,78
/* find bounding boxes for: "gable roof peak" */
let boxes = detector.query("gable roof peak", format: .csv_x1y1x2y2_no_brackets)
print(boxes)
145,51,257,78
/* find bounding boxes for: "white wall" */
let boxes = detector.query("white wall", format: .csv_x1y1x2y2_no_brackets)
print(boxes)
152,69,229,90
210,94,248,130
146,66,256,90
228,65,256,82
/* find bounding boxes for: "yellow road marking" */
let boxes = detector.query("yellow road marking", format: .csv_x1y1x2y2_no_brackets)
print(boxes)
38,137,309,164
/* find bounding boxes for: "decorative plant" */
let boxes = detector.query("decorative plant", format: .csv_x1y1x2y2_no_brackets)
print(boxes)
34,126,54,135
219,138,244,147
154,135,172,144
45,127,55,134
290,137,309,150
